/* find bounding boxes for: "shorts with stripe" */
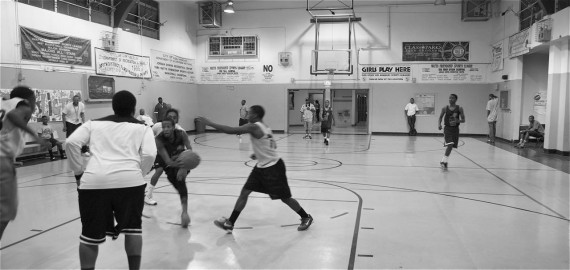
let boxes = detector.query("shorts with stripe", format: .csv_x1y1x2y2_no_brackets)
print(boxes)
444,126,459,148
78,184,145,245
244,159,292,200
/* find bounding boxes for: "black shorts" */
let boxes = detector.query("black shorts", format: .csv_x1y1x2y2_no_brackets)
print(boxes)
164,167,189,198
244,159,292,200
78,184,145,245
444,126,459,148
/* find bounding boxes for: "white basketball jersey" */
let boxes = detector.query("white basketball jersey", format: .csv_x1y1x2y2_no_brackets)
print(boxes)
0,98,27,158
251,122,279,168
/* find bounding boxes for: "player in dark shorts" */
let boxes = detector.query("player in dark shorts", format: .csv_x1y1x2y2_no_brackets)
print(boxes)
198,105,314,233
155,118,193,227
321,100,333,145
437,94,465,169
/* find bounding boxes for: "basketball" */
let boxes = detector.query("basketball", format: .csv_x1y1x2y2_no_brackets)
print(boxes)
176,150,201,170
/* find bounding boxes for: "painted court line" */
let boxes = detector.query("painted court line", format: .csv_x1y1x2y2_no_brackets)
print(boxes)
330,212,349,219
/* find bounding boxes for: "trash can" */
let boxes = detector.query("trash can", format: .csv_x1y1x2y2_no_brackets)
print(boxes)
194,118,205,134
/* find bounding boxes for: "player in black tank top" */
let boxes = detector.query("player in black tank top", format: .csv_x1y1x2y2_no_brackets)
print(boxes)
438,94,466,169
155,118,193,227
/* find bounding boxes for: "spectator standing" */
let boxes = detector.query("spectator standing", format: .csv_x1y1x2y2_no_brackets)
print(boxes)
486,94,499,144
404,98,419,136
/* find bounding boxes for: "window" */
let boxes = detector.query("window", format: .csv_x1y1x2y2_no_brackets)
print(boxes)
17,0,55,11
123,0,160,40
17,0,113,27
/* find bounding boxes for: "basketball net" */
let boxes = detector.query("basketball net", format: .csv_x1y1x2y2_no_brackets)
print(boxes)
324,68,335,89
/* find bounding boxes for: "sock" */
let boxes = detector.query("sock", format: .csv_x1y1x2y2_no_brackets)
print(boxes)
441,156,448,163
147,185,155,197
296,208,309,219
127,255,141,270
229,210,241,225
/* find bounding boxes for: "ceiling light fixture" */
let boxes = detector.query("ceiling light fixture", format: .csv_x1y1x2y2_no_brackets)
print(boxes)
224,0,235,13
434,0,446,5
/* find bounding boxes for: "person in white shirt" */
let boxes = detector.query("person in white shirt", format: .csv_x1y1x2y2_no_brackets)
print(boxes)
66,90,156,270
0,86,41,240
486,94,499,144
62,94,85,137
404,98,420,136
300,99,316,139
198,105,313,233
62,94,89,154
145,108,185,206
239,100,248,126
136,108,154,127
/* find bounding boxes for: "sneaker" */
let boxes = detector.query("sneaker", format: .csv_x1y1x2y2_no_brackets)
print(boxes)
82,152,91,157
298,214,313,231
61,155,67,159
308,135,312,139
325,138,329,146
440,162,448,169
214,217,234,233
50,156,56,161
144,195,157,206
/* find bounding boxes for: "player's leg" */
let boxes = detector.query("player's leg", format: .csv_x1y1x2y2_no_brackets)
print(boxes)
165,168,190,227
112,185,144,269
0,157,18,240
145,162,164,205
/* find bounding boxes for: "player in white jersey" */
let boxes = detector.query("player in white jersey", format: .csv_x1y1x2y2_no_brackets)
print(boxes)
0,86,41,239
198,105,314,233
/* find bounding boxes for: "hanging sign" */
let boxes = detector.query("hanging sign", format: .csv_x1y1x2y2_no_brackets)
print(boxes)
491,41,504,72
416,63,485,83
509,29,530,58
95,48,151,78
150,50,195,83
359,64,412,83
533,91,547,123
403,42,469,61
200,64,257,83
20,26,91,66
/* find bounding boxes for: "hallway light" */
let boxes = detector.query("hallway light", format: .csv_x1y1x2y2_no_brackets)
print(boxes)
434,0,446,5
224,0,235,13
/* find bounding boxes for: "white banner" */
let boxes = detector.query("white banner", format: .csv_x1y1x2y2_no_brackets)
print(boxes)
509,29,530,58
491,41,504,72
151,50,195,83
416,63,486,83
95,48,151,78
359,64,412,83
199,64,257,83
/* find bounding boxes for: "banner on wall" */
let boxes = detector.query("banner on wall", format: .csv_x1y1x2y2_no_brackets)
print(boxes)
95,48,151,78
359,64,412,82
491,41,504,72
403,42,469,61
416,63,485,83
509,29,530,58
200,64,257,83
1,88,81,122
150,50,195,83
20,26,91,66
533,91,547,123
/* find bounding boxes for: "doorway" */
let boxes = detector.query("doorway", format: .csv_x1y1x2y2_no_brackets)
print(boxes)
287,89,369,135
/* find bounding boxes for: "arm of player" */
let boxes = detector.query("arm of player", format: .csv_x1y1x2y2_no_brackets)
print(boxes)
459,107,466,123
62,111,67,132
65,121,91,177
438,107,445,130
182,131,192,151
139,127,157,176
155,138,183,168
6,105,41,142
197,117,254,136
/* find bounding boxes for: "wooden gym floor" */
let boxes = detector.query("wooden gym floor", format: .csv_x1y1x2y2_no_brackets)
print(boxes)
1,133,568,269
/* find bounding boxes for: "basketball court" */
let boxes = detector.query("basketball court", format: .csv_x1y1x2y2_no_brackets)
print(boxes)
1,133,568,269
